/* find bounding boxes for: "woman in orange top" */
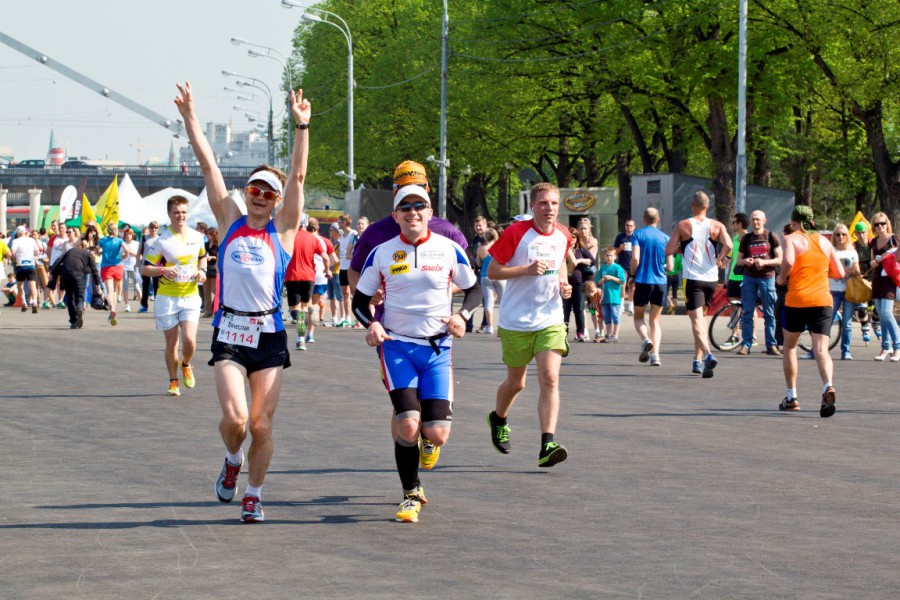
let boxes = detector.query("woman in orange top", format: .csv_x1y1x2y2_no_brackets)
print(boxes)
776,205,844,417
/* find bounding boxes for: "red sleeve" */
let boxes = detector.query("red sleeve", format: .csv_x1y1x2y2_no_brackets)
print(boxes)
490,221,529,265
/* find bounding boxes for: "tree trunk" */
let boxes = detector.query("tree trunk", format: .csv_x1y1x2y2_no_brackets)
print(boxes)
497,169,510,225
857,101,900,229
616,151,632,228
706,95,736,225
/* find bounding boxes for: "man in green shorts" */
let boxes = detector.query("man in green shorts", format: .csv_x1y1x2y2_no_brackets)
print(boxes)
485,183,573,467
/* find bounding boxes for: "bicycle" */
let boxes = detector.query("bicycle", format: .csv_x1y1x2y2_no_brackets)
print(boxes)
708,300,841,353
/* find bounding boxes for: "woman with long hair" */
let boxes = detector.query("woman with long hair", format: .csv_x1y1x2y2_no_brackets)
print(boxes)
564,227,596,341
476,227,505,335
201,227,218,318
868,212,900,361
829,223,859,360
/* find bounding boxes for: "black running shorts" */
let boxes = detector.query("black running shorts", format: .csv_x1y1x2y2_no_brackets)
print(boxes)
633,282,667,308
285,280,314,306
685,279,716,311
209,329,291,374
782,305,833,335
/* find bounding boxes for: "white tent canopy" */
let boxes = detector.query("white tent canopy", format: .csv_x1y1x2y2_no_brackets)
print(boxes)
116,173,146,226
138,188,198,226
187,188,247,228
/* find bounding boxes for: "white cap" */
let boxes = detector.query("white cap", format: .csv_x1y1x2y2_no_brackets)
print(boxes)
393,185,431,209
247,170,284,195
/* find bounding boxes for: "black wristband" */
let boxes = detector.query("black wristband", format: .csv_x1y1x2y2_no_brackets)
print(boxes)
295,122,309,130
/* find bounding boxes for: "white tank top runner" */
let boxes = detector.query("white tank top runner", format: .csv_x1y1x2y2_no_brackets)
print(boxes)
682,217,718,282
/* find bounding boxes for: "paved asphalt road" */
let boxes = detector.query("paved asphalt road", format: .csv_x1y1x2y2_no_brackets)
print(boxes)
2,305,899,598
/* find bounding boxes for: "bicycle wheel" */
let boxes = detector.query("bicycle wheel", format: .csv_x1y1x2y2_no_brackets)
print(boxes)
709,301,743,351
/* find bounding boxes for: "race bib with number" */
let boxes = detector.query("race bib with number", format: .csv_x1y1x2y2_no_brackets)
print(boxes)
527,242,560,275
624,242,632,252
174,264,197,283
217,313,262,348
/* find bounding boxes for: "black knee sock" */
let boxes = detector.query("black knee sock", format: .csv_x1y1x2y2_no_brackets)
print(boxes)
290,309,300,321
394,439,420,492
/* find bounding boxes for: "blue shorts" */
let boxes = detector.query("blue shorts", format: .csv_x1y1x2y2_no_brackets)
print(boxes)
313,283,327,296
379,337,452,400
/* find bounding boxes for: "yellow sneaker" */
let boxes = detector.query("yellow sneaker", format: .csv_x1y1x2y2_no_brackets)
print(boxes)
167,380,181,397
418,437,440,470
182,363,195,389
395,494,422,523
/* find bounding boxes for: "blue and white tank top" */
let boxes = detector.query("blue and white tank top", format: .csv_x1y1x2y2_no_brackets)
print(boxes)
213,216,289,333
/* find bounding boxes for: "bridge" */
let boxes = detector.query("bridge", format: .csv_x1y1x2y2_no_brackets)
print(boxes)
0,165,256,206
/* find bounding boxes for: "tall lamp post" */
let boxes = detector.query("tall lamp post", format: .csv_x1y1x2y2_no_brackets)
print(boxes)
282,0,355,192
222,69,273,165
231,37,294,170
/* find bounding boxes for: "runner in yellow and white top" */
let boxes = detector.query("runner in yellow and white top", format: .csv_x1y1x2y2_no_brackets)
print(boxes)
142,196,208,396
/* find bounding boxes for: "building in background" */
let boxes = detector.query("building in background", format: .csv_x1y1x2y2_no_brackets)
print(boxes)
179,121,268,167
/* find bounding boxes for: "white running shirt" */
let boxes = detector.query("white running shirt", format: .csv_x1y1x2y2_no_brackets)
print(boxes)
356,230,477,341
682,217,719,282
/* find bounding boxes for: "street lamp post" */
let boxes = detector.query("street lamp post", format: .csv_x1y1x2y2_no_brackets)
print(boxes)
222,69,273,166
231,37,294,171
282,0,355,193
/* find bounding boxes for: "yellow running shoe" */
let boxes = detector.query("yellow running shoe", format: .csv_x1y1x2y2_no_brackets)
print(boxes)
167,380,181,397
418,437,440,470
395,494,422,523
182,363,195,389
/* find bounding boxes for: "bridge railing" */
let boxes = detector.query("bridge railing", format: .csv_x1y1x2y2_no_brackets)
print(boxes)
0,164,256,177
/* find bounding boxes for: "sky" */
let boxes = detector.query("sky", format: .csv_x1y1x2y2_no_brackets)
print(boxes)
0,0,308,164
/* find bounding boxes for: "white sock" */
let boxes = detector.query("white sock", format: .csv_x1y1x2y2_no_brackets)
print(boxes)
823,382,832,393
787,388,797,400
226,449,243,465
245,484,262,500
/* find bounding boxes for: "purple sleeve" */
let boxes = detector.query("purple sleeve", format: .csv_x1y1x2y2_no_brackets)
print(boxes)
430,217,467,250
350,216,397,272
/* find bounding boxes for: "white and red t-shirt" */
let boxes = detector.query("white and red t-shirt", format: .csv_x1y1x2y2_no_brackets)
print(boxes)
314,234,334,285
489,220,572,332
286,229,327,282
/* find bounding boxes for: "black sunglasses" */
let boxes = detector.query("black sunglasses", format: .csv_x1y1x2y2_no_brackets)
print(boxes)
396,202,430,213
874,222,888,227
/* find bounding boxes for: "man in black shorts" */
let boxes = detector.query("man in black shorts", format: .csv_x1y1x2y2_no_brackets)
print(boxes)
665,192,732,377
285,218,328,350
777,205,844,417
630,208,672,366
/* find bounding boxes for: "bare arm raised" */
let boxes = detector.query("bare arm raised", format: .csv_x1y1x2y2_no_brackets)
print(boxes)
274,89,311,243
173,82,237,232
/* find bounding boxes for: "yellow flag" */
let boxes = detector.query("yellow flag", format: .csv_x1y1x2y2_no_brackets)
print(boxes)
848,211,872,244
81,194,97,233
95,175,120,232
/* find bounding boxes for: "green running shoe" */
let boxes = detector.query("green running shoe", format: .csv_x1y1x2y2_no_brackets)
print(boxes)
538,441,568,468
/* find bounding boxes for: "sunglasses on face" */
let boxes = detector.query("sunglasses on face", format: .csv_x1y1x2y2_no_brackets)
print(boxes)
396,202,430,213
874,222,888,227
834,233,846,237
245,186,280,201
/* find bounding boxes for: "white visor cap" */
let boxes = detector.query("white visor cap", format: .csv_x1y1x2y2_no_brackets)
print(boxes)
393,185,431,209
